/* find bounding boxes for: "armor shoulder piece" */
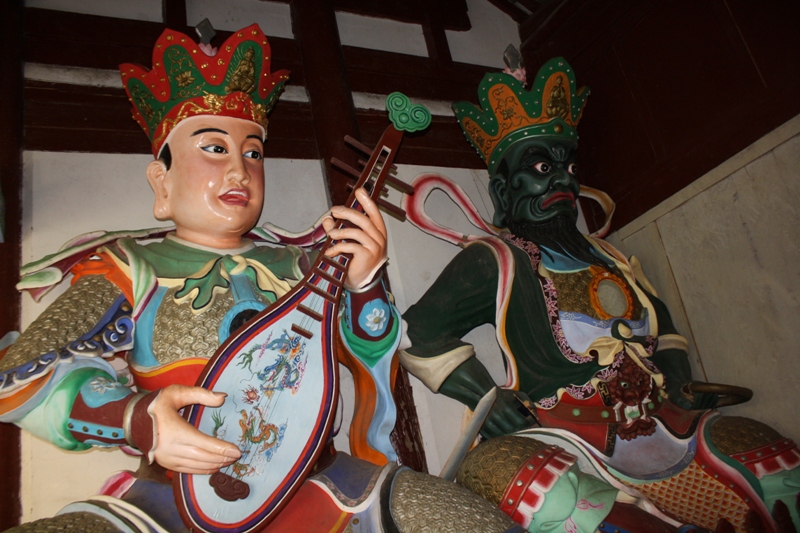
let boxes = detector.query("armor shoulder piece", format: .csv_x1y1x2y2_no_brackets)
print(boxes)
17,227,172,301
0,275,133,399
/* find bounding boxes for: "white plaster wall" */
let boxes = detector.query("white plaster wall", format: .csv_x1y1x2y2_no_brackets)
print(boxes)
608,114,800,444
26,0,294,37
186,0,293,38
384,165,499,474
336,12,428,57
447,0,520,68
335,0,520,68
25,0,162,21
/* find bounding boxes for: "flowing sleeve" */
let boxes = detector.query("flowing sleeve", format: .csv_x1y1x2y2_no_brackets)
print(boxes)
400,244,499,392
0,268,136,451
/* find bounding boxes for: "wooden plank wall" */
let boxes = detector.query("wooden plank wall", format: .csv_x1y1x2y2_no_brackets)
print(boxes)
521,0,800,230
22,7,486,170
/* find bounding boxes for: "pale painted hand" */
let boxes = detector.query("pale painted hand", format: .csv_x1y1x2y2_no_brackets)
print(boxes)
150,384,241,474
503,66,527,87
198,42,218,57
322,187,388,289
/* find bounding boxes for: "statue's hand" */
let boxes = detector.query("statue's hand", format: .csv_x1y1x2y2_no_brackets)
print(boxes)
673,381,752,410
680,389,720,410
148,385,241,474
323,187,388,290
480,389,537,439
669,382,719,410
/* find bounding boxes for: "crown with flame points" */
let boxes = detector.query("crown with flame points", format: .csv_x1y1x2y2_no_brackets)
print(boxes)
120,24,289,157
453,57,589,174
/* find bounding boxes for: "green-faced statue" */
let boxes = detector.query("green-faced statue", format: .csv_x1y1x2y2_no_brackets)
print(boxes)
401,57,800,532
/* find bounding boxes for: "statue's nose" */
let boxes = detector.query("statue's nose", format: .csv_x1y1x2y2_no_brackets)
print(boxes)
227,157,251,185
550,166,573,188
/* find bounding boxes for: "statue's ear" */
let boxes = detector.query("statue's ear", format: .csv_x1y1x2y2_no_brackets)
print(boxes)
146,160,171,221
488,174,510,228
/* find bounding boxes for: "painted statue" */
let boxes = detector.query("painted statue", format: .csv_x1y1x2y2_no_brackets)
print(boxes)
0,25,524,533
400,57,800,532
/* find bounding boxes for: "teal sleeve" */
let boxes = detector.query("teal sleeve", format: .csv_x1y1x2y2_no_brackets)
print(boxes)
530,466,618,533
403,244,498,359
339,307,402,461
340,307,400,368
16,367,115,451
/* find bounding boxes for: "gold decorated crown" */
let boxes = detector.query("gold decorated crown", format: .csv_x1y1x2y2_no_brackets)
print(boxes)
453,57,589,173
120,24,289,157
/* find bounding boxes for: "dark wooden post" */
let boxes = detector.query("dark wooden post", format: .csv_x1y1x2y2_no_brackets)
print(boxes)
290,0,361,207
162,0,187,29
291,1,428,472
422,11,453,66
0,0,25,527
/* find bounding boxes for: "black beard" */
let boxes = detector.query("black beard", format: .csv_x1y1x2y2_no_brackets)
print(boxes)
507,215,609,268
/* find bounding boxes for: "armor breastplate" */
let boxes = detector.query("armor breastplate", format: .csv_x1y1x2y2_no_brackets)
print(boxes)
549,266,642,321
131,278,272,368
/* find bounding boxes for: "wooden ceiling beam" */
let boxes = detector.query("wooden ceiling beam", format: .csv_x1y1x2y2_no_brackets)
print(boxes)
422,12,454,66
485,0,532,24
332,0,471,31
23,77,484,168
290,0,361,206
341,45,487,102
22,7,490,102
23,8,303,81
21,7,487,169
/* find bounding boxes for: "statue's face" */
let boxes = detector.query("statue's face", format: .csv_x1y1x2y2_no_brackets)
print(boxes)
148,115,266,248
488,138,579,227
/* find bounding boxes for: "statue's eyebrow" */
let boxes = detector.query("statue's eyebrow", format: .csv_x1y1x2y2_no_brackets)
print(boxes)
521,144,574,164
191,128,228,136
520,145,549,165
522,146,549,157
246,134,265,145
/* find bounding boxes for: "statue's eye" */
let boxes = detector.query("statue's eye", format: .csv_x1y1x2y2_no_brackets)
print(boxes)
567,163,578,175
244,150,263,160
201,144,227,154
533,162,551,173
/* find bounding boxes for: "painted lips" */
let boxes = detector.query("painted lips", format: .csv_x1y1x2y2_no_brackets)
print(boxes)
541,191,575,209
219,189,249,206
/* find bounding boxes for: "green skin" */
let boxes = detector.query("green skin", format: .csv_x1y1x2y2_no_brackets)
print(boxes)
488,138,580,228
436,138,716,439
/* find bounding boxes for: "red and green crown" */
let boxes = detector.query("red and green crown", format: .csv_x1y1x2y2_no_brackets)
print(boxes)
453,57,589,173
120,24,289,157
